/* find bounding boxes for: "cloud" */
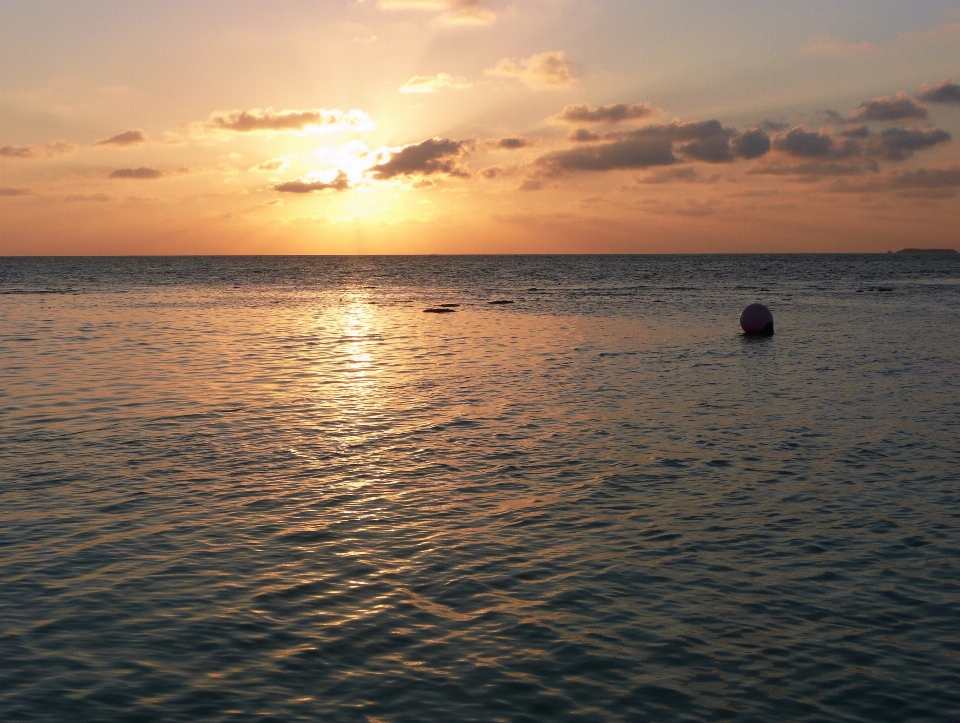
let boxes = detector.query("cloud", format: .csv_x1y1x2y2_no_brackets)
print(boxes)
110,166,187,179
770,123,950,163
250,156,293,172
519,179,544,191
0,139,78,159
874,126,951,160
376,0,496,25
489,136,533,149
849,92,928,121
63,193,113,202
399,73,472,94
772,126,853,158
839,124,871,138
556,102,654,123
92,129,148,147
368,138,471,179
749,159,879,177
536,138,676,173
538,119,769,174
636,120,764,163
733,128,772,159
194,108,374,135
486,51,576,89
569,128,601,142
918,78,960,104
830,165,960,195
680,135,735,163
884,166,960,189
760,120,789,132
801,35,877,56
0,187,33,196
273,171,351,193
639,167,699,184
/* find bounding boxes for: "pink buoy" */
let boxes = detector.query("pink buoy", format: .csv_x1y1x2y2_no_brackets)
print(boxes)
740,303,774,336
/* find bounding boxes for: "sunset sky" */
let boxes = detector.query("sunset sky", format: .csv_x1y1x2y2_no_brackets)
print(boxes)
2,0,959,254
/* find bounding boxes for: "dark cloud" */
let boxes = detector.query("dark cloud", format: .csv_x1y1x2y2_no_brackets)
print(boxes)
519,179,544,191
0,139,78,159
0,187,34,196
773,127,836,157
556,102,654,123
200,108,373,133
874,126,951,160
540,118,768,173
680,135,735,163
109,166,184,179
93,129,148,147
635,119,731,143
772,126,860,159
492,136,532,149
849,92,928,121
0,145,34,158
638,120,767,162
273,171,350,193
839,124,870,138
771,123,948,163
480,166,504,179
917,78,960,104
536,138,676,173
569,128,601,142
733,128,772,159
760,120,790,132
368,138,471,179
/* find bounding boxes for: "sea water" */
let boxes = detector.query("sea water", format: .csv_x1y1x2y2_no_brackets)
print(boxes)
1,255,959,722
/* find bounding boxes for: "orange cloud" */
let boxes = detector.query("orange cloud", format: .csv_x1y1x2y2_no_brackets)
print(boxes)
0,139,78,159
190,108,375,136
250,156,294,173
377,0,496,25
486,51,576,89
399,73,472,94
555,102,655,123
92,129,149,147
273,171,351,193
110,166,188,179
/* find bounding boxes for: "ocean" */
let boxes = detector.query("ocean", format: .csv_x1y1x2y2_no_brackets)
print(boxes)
1,254,959,722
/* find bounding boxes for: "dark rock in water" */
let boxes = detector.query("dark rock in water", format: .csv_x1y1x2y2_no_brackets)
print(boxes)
488,299,514,305
896,248,958,254
438,303,460,307
423,307,456,313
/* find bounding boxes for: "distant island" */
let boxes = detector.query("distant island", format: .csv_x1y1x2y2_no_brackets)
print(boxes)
895,248,958,254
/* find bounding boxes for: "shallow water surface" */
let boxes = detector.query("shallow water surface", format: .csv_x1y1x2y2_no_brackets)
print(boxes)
1,255,959,722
